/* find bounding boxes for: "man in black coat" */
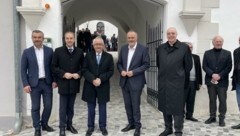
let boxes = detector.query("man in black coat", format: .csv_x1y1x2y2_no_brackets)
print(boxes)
203,35,232,127
156,27,192,136
231,36,240,129
52,31,84,136
82,37,114,136
184,43,202,122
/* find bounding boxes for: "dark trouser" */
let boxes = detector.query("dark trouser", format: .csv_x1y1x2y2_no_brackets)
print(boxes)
184,81,197,118
30,80,53,130
59,94,77,129
163,113,184,135
207,84,227,118
122,81,142,129
87,101,107,128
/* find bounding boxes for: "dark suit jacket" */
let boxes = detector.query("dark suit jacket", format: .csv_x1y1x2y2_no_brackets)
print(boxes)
231,47,240,90
52,46,84,94
186,54,203,90
117,43,150,91
21,45,53,87
203,49,232,87
82,51,114,103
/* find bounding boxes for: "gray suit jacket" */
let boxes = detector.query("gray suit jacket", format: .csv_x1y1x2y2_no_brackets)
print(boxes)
117,43,150,91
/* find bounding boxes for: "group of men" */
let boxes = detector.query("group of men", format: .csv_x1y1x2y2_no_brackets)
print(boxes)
21,28,240,136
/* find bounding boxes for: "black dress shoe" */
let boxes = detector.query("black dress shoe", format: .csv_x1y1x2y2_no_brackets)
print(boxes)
186,117,198,122
42,125,55,132
59,129,66,136
219,118,225,127
159,129,173,136
205,117,216,124
121,124,135,132
85,127,94,136
231,124,240,129
134,129,141,136
34,130,41,136
67,125,78,134
100,127,108,135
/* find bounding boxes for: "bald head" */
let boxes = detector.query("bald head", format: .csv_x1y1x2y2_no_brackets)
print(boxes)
212,35,224,49
167,27,178,45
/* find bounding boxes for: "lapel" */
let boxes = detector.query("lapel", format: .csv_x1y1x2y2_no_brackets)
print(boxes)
99,51,106,66
217,49,224,65
30,46,38,66
128,44,140,69
123,45,129,69
43,45,47,67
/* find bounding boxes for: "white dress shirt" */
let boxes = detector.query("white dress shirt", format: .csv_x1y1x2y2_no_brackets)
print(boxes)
34,46,45,78
127,43,137,71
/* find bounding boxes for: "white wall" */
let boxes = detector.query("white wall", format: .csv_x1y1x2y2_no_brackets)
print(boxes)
212,0,240,52
0,0,15,117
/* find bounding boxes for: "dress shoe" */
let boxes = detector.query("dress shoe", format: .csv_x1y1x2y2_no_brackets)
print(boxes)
219,118,225,127
59,129,66,136
67,125,78,134
85,127,94,136
34,130,41,136
159,129,173,136
186,117,198,122
42,125,55,132
231,124,240,129
121,124,135,132
134,129,141,136
100,127,108,135
204,117,216,124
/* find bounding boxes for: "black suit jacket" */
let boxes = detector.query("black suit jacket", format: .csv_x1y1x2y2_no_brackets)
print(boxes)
82,51,114,104
186,54,202,90
231,47,240,90
117,44,150,91
52,46,84,94
203,49,232,87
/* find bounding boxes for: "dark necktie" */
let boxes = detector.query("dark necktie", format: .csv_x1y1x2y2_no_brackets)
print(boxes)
69,48,73,54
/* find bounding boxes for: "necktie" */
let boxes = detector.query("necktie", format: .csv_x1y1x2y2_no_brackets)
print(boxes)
97,54,101,64
69,48,73,54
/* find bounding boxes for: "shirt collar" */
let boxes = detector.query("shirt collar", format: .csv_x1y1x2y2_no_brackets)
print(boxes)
34,45,43,50
96,52,102,56
128,43,137,50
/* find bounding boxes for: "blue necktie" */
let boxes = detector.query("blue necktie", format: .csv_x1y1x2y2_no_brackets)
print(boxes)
97,54,101,64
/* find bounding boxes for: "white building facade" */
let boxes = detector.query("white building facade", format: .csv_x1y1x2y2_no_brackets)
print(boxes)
0,0,240,132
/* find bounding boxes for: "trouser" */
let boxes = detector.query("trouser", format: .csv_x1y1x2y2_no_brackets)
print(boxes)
163,113,184,135
59,94,77,129
184,81,197,118
30,80,53,130
207,84,227,118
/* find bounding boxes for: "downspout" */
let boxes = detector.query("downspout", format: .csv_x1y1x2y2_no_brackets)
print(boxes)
13,0,23,134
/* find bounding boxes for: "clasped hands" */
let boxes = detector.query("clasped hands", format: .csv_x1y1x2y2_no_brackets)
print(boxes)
63,72,80,79
121,70,133,77
92,78,101,87
211,73,221,84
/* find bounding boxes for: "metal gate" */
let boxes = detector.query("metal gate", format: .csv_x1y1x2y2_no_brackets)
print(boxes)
146,22,162,108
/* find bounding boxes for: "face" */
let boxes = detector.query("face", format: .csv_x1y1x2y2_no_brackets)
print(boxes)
188,43,193,52
32,32,44,47
65,32,75,47
93,38,104,53
212,36,223,49
167,28,177,44
127,32,137,47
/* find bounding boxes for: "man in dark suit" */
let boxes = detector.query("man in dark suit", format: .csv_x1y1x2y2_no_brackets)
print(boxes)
21,30,56,136
117,30,150,136
156,27,192,136
184,43,202,122
52,31,84,136
231,36,240,129
203,35,232,127
82,37,114,136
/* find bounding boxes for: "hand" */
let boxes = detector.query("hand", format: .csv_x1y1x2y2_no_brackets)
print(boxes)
64,73,72,79
52,82,58,88
212,74,221,81
121,71,127,77
126,71,133,77
72,73,80,79
96,78,101,85
23,86,31,93
92,79,100,87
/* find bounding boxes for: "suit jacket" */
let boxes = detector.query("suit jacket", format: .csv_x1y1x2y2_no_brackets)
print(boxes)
52,46,84,94
21,45,53,87
117,43,150,91
186,54,203,90
203,48,232,87
231,47,240,90
82,51,114,103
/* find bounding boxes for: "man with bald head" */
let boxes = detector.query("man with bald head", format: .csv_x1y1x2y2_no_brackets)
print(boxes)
203,35,232,127
156,27,192,136
117,30,150,136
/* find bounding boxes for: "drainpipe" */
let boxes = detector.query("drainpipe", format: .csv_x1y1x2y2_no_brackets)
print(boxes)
13,0,23,134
